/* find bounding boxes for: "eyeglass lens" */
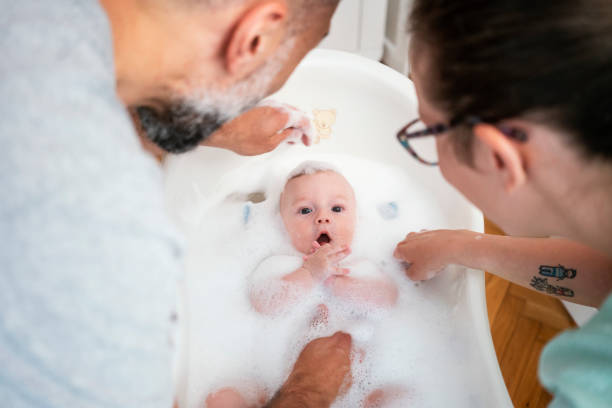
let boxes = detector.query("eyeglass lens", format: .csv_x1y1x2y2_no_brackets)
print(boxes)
407,121,439,164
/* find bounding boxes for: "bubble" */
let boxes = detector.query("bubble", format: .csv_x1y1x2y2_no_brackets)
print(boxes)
179,153,486,407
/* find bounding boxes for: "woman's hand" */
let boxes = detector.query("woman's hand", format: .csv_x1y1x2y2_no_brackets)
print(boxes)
303,241,351,281
393,229,469,281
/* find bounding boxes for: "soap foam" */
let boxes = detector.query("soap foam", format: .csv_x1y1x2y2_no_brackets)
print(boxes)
255,99,315,146
179,152,485,407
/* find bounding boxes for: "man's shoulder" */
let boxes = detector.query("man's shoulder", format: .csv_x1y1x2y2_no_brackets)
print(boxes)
0,2,182,406
1,0,112,73
0,0,125,152
0,0,181,278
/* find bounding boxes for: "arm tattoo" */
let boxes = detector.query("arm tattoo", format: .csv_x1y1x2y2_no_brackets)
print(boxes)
530,276,575,297
538,264,577,280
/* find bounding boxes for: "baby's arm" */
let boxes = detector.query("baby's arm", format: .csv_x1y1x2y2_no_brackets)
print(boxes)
248,255,310,315
249,245,351,315
325,260,398,308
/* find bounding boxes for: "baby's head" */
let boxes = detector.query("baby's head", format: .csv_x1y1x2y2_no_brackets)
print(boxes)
280,162,356,254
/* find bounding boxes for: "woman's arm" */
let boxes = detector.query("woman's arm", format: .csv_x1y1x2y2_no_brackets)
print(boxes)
394,230,612,308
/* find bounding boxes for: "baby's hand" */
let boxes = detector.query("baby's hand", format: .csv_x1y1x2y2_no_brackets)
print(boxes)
303,241,351,282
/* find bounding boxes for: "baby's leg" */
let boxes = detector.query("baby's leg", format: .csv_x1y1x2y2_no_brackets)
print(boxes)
363,385,409,408
205,387,248,408
205,386,268,408
310,303,329,329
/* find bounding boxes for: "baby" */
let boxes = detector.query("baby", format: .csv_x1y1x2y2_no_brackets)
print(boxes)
249,164,398,315
206,164,400,408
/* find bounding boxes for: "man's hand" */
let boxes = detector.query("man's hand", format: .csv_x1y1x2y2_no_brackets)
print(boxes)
394,229,467,281
204,102,314,156
267,332,352,408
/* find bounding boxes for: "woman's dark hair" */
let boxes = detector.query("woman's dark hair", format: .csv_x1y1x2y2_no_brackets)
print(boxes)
410,0,612,160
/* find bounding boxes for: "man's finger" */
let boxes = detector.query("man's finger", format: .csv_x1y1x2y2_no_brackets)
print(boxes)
404,263,427,281
330,331,352,350
393,245,401,259
394,242,412,260
277,128,301,145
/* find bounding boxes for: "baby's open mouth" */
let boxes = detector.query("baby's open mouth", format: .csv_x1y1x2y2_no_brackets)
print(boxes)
317,233,331,245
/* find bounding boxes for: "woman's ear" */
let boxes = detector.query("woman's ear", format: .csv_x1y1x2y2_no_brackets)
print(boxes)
224,0,288,77
472,123,527,192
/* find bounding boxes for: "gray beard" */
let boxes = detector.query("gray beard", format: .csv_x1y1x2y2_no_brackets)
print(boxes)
136,37,295,154
136,102,247,154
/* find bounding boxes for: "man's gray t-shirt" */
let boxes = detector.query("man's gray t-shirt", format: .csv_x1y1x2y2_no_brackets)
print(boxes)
0,1,183,406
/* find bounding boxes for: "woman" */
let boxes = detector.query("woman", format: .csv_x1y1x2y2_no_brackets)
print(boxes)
393,1,612,406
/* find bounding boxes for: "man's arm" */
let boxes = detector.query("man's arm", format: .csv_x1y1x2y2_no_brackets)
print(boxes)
133,104,312,160
395,230,612,307
265,332,352,408
202,104,312,156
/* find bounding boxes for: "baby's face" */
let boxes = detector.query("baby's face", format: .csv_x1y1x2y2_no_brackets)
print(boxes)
280,171,356,254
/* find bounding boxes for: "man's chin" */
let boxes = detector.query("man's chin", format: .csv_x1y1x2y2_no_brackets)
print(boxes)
136,105,228,154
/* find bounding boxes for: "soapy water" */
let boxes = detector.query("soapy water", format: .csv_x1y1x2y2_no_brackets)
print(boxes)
178,152,488,408
255,99,315,147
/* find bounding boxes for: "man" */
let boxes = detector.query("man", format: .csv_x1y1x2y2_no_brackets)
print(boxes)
0,0,350,407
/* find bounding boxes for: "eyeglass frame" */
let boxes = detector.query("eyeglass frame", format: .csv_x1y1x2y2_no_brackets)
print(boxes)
396,115,528,166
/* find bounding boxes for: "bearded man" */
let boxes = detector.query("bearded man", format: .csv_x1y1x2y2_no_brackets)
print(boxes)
0,1,351,407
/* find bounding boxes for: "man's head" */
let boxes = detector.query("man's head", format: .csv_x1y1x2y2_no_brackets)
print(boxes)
280,163,356,254
408,0,612,238
100,0,339,153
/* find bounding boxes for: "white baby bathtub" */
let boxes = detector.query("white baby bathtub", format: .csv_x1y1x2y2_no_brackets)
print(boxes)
164,49,512,407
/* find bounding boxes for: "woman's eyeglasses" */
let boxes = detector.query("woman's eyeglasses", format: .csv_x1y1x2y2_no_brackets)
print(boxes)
396,116,528,166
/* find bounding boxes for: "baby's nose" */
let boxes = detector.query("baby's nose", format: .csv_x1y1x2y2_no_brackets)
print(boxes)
316,216,331,224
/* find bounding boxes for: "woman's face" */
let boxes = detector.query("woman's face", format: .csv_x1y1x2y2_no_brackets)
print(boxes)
408,43,535,235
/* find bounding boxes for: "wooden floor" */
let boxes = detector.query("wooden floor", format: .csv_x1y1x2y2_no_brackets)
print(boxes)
484,220,577,407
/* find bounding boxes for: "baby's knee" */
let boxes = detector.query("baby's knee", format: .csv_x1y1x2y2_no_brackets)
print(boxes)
205,385,269,408
363,385,410,408
205,387,248,408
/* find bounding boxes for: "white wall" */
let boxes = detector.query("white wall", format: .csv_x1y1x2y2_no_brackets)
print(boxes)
317,0,388,60
382,0,413,74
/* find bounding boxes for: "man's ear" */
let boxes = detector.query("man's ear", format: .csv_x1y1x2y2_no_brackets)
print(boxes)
225,0,288,77
472,123,527,192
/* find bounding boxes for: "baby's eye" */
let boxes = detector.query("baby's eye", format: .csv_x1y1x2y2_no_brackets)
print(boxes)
300,207,313,215
332,206,343,213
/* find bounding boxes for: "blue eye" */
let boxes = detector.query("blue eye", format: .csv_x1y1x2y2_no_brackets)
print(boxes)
332,206,343,213
300,207,312,215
